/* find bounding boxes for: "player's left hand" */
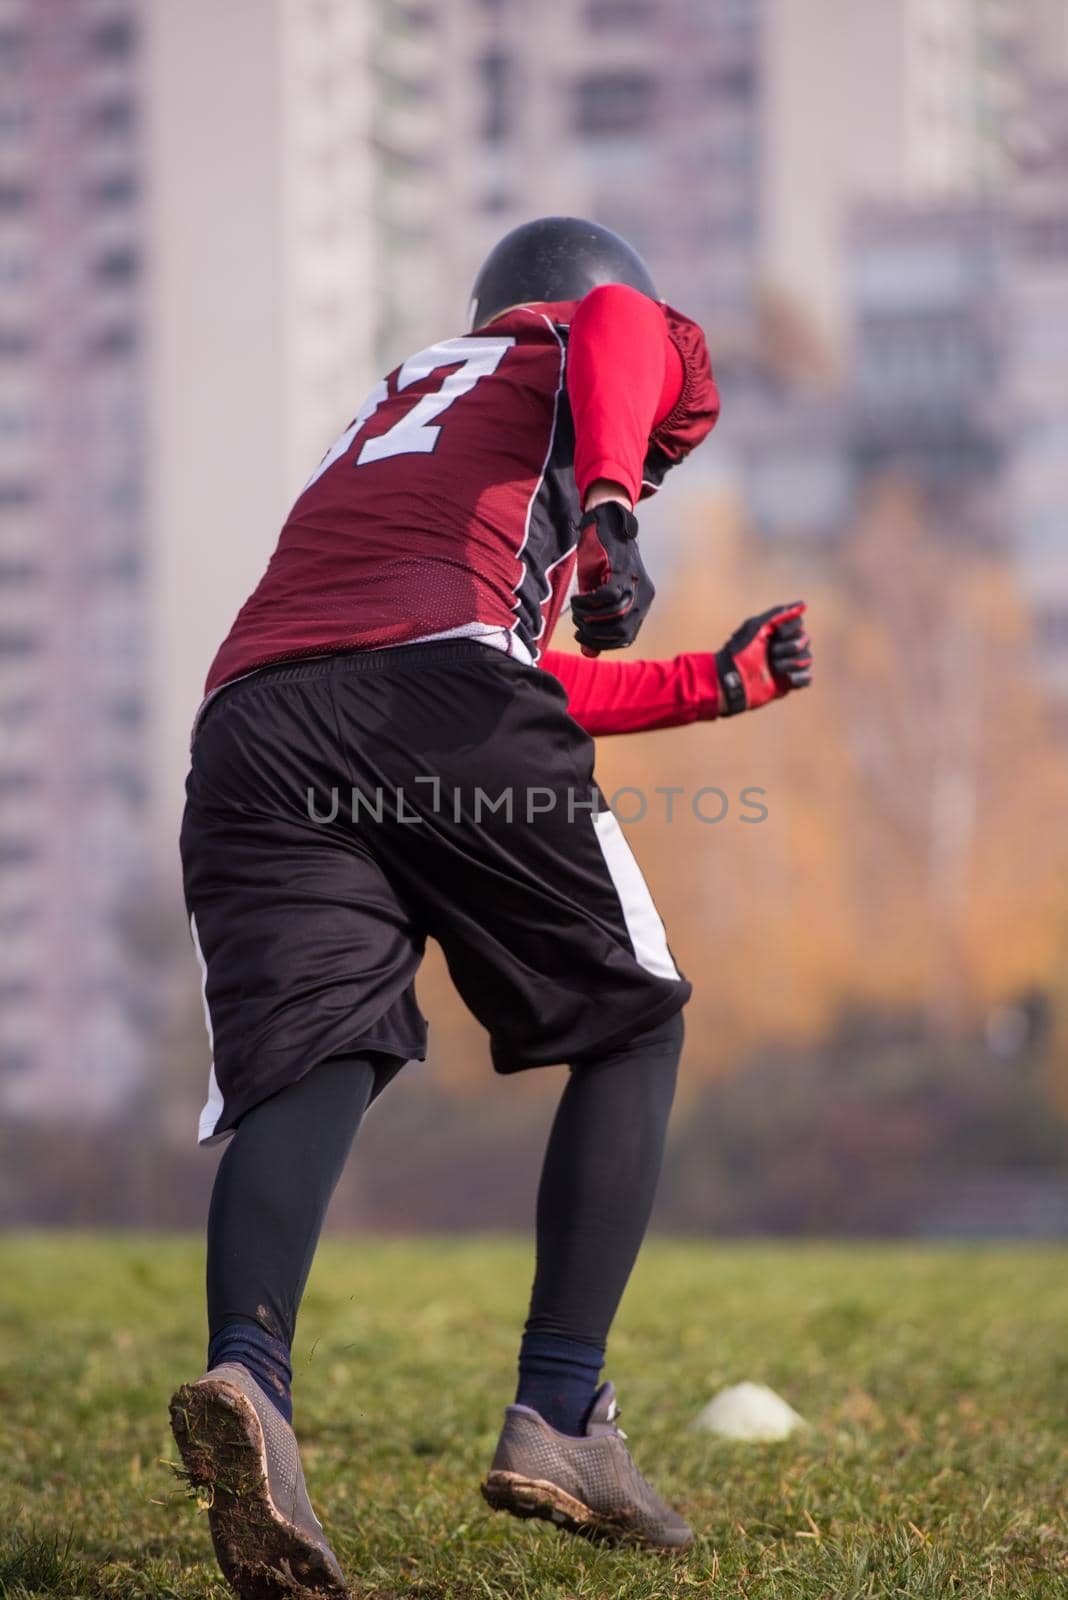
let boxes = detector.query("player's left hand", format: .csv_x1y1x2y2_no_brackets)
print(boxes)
715,601,813,715
571,502,655,655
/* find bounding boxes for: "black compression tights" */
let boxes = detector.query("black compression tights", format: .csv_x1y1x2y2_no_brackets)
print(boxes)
205,1054,395,1418
524,1009,683,1346
205,1013,683,1421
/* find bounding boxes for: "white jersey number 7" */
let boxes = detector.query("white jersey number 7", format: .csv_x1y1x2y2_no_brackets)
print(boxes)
302,336,515,491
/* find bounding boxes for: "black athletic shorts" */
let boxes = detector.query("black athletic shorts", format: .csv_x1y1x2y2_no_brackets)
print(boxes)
181,641,690,1143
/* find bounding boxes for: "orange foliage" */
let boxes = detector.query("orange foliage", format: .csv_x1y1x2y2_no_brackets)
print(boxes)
422,478,1068,1098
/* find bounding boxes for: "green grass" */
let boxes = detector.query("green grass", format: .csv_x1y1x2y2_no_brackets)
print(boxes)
2,1236,1067,1598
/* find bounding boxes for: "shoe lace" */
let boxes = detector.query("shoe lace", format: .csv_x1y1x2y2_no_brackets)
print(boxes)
606,1396,628,1439
604,1397,678,1517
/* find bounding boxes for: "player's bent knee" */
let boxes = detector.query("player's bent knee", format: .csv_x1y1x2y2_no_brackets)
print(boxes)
637,1008,685,1056
571,1006,685,1075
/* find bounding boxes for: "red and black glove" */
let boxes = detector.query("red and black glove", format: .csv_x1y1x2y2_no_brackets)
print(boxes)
570,502,655,656
715,601,813,715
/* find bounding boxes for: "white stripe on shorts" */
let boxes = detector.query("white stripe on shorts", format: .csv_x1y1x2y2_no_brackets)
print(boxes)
191,912,227,1145
592,809,679,981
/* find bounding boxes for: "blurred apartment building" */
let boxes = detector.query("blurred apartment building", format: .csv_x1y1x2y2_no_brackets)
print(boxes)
0,0,387,1118
149,0,381,845
763,0,1021,351
721,0,1023,538
846,200,1009,537
747,0,1068,697
0,0,153,1115
849,12,1068,698
834,0,1036,531
409,0,764,366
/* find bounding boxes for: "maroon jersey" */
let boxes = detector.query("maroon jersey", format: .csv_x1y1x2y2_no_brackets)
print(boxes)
205,294,718,695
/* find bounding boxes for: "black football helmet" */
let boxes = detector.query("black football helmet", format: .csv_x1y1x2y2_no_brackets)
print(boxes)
468,216,658,329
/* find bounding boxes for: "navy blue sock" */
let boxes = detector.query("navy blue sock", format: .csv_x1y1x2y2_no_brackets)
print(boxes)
208,1319,294,1424
516,1331,604,1436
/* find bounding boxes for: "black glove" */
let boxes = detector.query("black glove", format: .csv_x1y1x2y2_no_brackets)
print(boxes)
570,502,655,656
715,601,813,715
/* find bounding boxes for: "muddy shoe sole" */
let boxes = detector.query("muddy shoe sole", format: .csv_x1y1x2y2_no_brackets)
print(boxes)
481,1469,692,1551
170,1377,349,1600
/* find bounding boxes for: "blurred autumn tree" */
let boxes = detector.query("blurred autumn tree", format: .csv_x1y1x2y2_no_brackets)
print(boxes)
483,476,1068,1100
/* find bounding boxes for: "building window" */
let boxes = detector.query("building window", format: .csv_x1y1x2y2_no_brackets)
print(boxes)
574,72,654,137
89,98,136,136
0,770,37,796
1021,217,1068,258
89,324,138,359
1019,308,1068,362
702,206,756,245
594,211,652,260
81,546,142,584
0,979,36,1005
716,127,755,174
0,904,36,936
384,2,434,30
81,764,148,806
585,0,651,25
0,696,43,727
0,27,27,72
95,246,140,284
1022,415,1068,458
0,182,30,212
0,102,29,136
105,480,142,516
91,173,138,207
0,839,37,866
479,48,512,142
719,0,757,26
89,18,137,58
481,187,512,215
0,329,34,357
0,557,38,582
0,629,38,656
1040,610,1068,649
0,408,34,440
0,254,32,285
706,63,755,98
0,481,35,508
108,693,145,729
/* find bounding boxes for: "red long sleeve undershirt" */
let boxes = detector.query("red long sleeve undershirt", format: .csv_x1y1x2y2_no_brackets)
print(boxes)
549,287,709,733
540,647,720,736
567,284,684,505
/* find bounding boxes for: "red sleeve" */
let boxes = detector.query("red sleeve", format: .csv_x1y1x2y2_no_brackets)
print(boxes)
567,284,683,505
639,305,721,500
541,647,720,736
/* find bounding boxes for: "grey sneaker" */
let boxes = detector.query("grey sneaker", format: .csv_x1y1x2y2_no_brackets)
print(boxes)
170,1363,349,1600
481,1380,693,1550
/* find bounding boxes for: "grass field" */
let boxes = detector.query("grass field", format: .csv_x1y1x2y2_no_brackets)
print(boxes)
2,1236,1068,1599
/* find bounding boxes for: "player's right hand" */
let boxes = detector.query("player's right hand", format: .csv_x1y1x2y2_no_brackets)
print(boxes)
571,502,655,655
